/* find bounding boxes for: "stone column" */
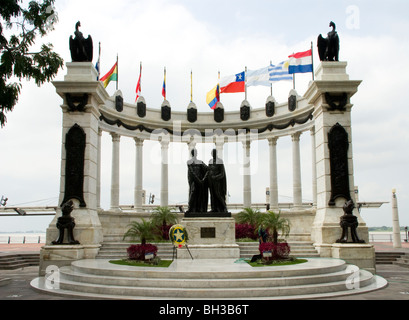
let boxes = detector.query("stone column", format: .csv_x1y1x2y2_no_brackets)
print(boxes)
292,132,302,209
242,140,252,208
305,61,370,256
160,139,169,207
392,189,402,248
110,133,121,212
310,127,317,208
41,62,107,275
134,137,144,211
215,138,224,160
268,137,279,210
96,129,102,211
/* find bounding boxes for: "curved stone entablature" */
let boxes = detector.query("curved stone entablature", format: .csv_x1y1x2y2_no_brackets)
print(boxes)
98,93,315,141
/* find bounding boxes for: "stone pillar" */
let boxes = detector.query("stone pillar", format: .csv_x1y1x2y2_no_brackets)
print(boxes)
96,129,102,211
215,140,224,161
110,133,121,212
392,189,402,248
160,139,169,207
134,137,144,211
292,132,302,209
242,140,252,208
41,62,107,275
268,137,279,211
305,62,374,273
310,127,317,208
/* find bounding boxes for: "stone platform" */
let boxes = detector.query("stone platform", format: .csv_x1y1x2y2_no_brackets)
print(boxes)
30,258,387,300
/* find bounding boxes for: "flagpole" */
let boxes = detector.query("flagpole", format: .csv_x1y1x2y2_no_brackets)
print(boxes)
270,60,273,96
216,70,220,104
190,69,193,102
311,41,315,81
116,54,119,91
97,42,101,80
245,66,248,101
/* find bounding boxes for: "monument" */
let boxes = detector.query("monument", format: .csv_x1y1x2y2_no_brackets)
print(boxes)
179,149,238,259
185,149,230,218
185,148,208,215
37,21,376,273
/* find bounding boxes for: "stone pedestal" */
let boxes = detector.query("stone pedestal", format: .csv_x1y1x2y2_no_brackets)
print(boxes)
177,218,240,259
40,63,108,275
331,244,376,274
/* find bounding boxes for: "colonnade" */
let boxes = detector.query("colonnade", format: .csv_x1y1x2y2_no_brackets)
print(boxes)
97,127,318,212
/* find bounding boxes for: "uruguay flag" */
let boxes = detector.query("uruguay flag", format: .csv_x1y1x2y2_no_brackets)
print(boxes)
288,49,313,74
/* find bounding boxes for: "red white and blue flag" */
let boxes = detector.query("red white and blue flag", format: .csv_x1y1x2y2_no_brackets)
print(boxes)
288,49,313,74
219,71,245,93
162,67,166,99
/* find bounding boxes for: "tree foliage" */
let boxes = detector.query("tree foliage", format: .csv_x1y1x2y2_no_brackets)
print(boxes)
0,0,64,127
235,207,263,226
123,219,156,245
258,210,291,245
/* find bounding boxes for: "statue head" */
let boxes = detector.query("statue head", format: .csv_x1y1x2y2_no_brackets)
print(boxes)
61,200,74,216
343,200,355,215
329,21,336,31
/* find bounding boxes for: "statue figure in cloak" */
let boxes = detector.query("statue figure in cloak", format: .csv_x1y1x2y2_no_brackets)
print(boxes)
318,21,340,62
205,149,228,213
186,148,209,214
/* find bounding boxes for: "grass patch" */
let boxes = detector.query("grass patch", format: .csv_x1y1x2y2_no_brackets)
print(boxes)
109,259,173,268
247,258,308,267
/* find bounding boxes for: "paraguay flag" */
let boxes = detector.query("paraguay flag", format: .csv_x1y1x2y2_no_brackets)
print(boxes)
288,49,313,74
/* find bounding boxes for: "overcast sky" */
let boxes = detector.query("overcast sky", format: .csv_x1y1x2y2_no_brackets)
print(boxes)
1,0,409,232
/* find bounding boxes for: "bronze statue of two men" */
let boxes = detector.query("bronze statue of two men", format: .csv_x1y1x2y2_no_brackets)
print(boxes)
186,149,229,217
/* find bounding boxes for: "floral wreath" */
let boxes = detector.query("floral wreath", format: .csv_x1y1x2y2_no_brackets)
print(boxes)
169,224,187,248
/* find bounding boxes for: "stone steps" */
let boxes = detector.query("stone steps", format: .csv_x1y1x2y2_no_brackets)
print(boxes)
97,241,320,260
238,242,320,258
0,254,40,270
394,254,409,268
375,252,405,265
31,258,387,300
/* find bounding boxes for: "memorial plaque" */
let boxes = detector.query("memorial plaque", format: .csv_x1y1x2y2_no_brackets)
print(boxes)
201,227,216,239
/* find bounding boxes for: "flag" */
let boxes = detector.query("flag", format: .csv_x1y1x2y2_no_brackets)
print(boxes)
206,84,220,110
288,49,313,74
162,67,166,99
269,61,293,82
95,42,101,80
100,62,118,88
135,63,142,102
219,71,245,93
246,67,270,87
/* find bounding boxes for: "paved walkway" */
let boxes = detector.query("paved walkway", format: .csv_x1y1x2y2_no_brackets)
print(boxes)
0,242,408,300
